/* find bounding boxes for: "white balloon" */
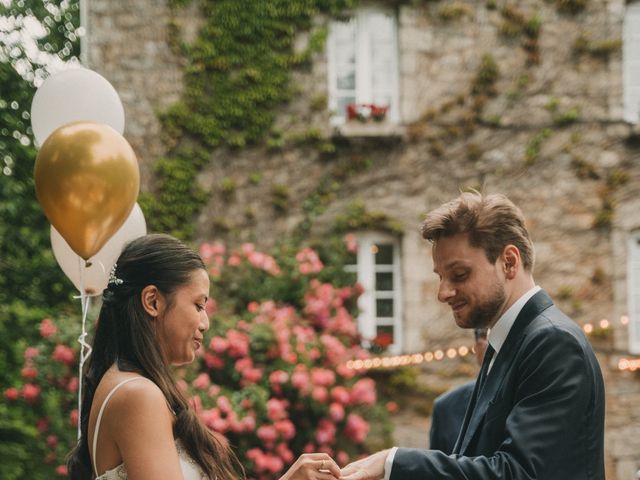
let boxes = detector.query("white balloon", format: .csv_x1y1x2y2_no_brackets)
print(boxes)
51,204,146,295
31,68,125,146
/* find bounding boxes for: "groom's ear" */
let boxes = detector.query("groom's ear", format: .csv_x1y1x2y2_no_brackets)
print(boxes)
501,245,520,280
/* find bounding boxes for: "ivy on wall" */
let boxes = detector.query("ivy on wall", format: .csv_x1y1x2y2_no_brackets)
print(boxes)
141,0,358,239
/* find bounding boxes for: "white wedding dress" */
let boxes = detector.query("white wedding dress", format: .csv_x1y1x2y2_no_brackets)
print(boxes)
92,377,206,480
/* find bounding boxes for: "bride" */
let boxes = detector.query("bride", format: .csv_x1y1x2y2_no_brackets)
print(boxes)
67,234,339,480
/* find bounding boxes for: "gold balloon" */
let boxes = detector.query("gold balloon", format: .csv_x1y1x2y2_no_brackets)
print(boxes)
35,121,140,260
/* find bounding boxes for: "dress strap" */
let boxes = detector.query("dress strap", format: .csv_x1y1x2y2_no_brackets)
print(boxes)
92,376,148,476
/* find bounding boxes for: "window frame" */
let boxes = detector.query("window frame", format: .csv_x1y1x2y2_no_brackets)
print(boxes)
345,232,403,354
623,1,640,123
627,230,640,354
327,6,400,126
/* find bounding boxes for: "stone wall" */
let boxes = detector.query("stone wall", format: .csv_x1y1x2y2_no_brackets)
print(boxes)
87,0,640,477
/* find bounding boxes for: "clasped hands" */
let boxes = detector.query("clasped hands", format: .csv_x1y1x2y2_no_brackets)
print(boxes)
282,449,390,480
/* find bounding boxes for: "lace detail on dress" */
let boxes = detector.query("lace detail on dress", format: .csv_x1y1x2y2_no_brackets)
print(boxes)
94,441,207,479
176,441,200,470
95,463,126,480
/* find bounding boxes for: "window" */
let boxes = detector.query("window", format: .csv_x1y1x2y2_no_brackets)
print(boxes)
345,233,403,353
327,7,399,126
623,2,640,123
628,231,640,354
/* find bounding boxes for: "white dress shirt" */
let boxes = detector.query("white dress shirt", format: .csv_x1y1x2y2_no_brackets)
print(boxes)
383,285,542,480
486,285,540,372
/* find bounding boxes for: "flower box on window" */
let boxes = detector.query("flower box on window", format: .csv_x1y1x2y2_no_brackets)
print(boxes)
346,103,389,123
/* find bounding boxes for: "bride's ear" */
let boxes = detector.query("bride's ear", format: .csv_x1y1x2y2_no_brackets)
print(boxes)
141,285,163,318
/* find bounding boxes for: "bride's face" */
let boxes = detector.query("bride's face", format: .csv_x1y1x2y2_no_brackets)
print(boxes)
155,269,210,365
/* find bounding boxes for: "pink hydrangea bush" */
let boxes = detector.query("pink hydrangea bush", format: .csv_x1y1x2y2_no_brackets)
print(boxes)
6,239,392,478
4,317,80,476
189,240,392,479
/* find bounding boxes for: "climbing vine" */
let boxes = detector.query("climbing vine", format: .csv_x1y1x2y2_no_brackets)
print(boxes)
142,0,358,239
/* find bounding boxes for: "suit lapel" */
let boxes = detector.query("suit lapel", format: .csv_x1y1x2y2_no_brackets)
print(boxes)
457,290,554,454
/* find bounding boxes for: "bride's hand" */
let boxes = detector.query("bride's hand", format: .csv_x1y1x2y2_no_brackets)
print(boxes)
279,453,340,480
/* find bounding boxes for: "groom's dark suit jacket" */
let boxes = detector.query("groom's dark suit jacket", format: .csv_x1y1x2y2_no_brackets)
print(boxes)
429,380,475,454
391,290,605,480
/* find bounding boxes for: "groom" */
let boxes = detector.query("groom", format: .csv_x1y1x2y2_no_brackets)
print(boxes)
341,191,605,480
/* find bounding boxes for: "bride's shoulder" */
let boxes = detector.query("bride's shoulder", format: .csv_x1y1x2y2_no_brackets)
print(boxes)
96,371,170,422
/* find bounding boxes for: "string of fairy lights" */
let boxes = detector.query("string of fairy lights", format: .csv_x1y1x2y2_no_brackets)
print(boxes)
345,315,640,373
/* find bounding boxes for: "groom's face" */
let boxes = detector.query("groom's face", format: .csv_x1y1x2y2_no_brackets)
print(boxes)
432,233,507,330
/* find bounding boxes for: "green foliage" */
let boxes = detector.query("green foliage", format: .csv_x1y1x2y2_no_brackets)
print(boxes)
0,1,80,72
525,128,552,165
571,155,599,180
556,285,574,301
367,366,445,414
524,15,542,38
591,267,607,285
606,168,629,189
248,171,263,184
271,183,291,212
466,143,482,161
486,0,498,9
517,73,530,88
591,168,628,230
0,69,71,309
471,53,499,96
545,97,561,112
2,314,82,478
310,93,328,111
146,0,358,237
1,2,83,476
573,34,622,59
288,127,325,146
498,6,541,64
334,200,405,235
593,195,614,229
499,4,526,37
438,2,473,21
556,0,588,14
221,176,237,201
553,107,580,126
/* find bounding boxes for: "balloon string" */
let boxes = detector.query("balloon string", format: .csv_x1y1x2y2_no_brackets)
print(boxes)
76,257,93,440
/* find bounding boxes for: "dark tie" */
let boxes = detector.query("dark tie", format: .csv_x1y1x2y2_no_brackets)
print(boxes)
452,344,496,454
476,344,495,394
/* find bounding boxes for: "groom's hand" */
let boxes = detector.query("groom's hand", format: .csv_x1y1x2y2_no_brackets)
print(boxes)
340,449,390,480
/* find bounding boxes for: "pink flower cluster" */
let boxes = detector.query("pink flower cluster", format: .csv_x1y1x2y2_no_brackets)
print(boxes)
296,247,324,274
39,318,57,338
6,317,83,477
186,288,379,478
200,241,282,277
304,280,361,338
343,234,358,254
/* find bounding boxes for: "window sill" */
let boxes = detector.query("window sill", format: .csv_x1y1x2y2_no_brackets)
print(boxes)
332,121,406,139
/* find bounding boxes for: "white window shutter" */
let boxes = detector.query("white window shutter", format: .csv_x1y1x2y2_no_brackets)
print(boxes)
348,232,403,354
367,10,399,123
628,232,640,354
327,7,399,125
328,18,357,125
623,3,640,123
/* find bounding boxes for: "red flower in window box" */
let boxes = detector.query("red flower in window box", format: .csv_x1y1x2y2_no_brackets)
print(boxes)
346,103,389,123
372,332,393,348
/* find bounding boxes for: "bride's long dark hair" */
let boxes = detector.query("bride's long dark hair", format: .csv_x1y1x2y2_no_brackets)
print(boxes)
67,234,244,479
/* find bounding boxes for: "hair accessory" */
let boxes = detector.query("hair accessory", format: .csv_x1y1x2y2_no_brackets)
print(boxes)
108,263,124,286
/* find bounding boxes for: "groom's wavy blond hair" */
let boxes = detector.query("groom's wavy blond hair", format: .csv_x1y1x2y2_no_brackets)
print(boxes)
421,190,535,272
